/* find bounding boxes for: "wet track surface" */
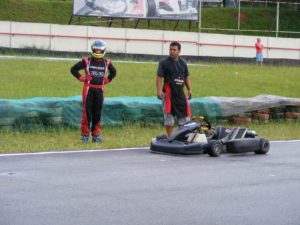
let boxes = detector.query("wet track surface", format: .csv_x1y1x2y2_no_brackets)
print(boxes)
1,141,300,225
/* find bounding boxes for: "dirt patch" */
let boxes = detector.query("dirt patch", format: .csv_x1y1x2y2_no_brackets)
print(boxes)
239,12,248,22
259,11,274,19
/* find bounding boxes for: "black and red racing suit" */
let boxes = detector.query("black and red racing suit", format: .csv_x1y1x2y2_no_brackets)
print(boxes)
71,57,116,136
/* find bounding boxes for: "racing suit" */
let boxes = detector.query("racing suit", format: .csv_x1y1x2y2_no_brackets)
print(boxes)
71,57,116,136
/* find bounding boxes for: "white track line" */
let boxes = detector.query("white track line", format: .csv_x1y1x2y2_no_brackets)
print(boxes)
0,55,79,61
270,140,300,143
0,140,299,157
0,146,150,157
0,55,207,66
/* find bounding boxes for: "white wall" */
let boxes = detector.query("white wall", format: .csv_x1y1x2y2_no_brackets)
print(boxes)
199,33,234,57
126,29,163,55
0,21,299,60
0,21,11,47
267,37,300,59
11,22,51,49
51,24,88,52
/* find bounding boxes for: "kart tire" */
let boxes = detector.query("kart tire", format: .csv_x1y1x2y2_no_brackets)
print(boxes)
207,140,222,157
255,138,270,154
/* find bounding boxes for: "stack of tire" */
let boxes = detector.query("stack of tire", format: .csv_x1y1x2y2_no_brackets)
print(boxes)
231,112,252,125
252,109,270,124
269,106,286,121
284,106,300,121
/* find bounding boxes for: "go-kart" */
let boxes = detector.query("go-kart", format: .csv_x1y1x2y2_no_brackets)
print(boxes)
150,116,270,157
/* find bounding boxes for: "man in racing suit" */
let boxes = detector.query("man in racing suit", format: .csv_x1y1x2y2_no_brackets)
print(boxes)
71,40,116,143
156,41,192,137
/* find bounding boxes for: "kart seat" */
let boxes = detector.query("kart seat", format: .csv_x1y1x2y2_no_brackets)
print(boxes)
213,126,231,140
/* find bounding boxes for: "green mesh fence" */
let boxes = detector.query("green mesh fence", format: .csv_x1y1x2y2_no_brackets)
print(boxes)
0,96,222,131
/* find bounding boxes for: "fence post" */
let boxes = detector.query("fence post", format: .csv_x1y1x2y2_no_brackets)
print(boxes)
198,0,202,32
276,2,280,37
238,0,241,30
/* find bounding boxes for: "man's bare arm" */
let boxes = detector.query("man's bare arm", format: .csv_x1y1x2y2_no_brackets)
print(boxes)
184,76,192,100
156,76,163,99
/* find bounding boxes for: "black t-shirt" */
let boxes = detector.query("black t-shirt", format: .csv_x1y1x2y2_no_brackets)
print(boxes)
157,56,189,85
157,57,189,117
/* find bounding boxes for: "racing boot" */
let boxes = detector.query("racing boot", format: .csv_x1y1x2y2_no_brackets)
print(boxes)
81,135,89,143
92,135,104,143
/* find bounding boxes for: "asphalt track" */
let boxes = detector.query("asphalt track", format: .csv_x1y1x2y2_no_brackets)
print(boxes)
1,140,300,225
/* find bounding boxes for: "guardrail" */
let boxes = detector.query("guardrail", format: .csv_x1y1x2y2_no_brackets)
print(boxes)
1,32,300,51
0,21,299,59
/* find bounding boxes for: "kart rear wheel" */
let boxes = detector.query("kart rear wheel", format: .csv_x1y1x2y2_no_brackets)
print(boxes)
207,141,222,157
255,138,270,154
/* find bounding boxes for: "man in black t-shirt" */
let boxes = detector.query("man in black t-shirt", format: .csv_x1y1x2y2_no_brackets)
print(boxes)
156,41,192,137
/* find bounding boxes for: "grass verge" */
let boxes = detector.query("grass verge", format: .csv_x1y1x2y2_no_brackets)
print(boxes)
1,58,300,99
0,121,299,154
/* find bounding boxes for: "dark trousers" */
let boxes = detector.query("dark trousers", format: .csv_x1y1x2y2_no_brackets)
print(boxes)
81,86,104,136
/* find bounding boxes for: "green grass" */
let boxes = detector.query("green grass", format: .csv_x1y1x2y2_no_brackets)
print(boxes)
0,0,299,37
0,57,299,153
0,124,164,153
0,0,72,24
201,7,300,35
0,121,300,153
1,58,300,99
0,121,299,153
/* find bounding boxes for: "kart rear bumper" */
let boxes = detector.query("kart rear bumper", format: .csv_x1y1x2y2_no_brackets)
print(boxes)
226,138,268,153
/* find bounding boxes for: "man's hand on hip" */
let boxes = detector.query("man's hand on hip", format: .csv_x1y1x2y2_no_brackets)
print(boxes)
79,76,92,82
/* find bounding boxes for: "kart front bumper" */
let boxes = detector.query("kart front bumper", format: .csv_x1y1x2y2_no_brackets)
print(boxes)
150,138,207,155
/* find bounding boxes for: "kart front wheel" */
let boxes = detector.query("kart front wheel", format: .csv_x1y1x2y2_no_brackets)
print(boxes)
207,141,222,157
255,138,270,154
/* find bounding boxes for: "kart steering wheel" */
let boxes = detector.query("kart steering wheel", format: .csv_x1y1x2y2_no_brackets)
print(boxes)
192,116,211,130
